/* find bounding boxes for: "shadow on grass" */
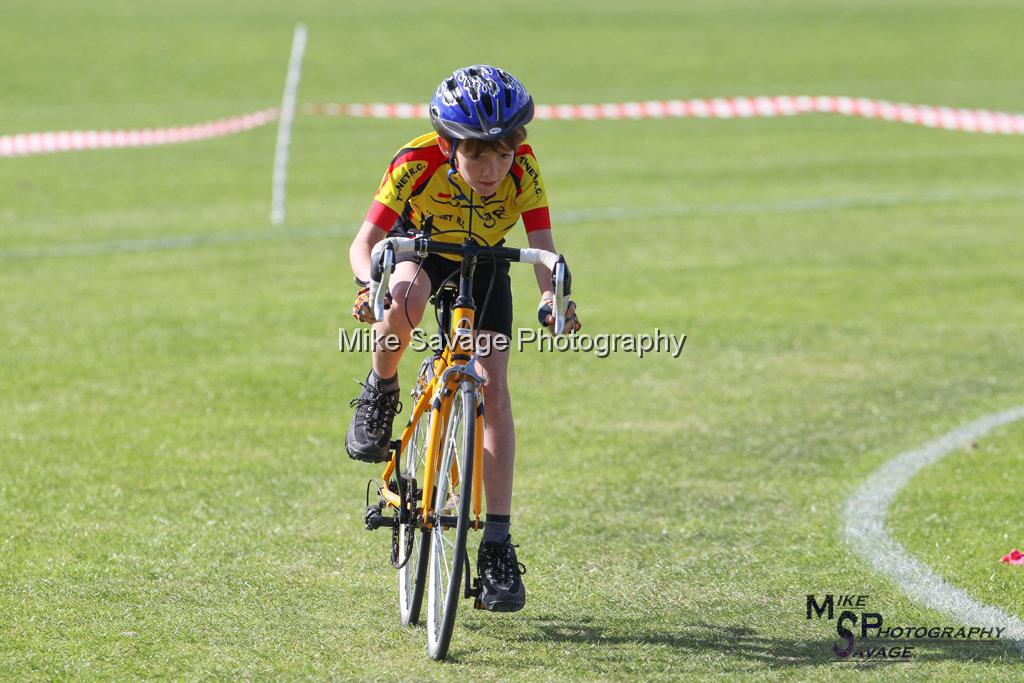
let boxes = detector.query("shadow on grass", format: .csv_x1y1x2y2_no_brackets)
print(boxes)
463,615,1021,668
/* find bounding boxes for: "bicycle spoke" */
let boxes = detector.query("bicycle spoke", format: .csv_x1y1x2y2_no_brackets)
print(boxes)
438,547,451,592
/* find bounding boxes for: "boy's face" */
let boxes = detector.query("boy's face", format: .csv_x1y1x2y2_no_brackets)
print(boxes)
454,145,515,197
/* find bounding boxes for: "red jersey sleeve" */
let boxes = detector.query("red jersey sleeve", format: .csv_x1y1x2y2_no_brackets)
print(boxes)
365,140,443,231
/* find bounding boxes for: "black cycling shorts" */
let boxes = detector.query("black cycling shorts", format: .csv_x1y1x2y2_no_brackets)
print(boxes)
397,253,513,338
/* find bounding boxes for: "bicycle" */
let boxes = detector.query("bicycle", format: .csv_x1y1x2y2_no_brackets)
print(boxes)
361,233,571,660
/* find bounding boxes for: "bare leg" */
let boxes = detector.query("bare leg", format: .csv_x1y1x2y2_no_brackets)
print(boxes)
370,262,432,379
472,331,527,612
475,332,515,516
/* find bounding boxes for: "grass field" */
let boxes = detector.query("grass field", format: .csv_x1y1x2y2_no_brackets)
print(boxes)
3,0,1024,679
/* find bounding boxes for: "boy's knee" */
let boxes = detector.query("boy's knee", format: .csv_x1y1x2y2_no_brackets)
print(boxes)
482,378,511,408
385,284,428,329
383,305,421,331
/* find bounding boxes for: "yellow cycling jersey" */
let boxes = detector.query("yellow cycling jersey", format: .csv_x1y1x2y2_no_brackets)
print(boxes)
365,132,550,258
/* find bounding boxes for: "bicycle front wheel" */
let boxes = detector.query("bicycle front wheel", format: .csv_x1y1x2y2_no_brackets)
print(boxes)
425,382,477,661
397,403,431,627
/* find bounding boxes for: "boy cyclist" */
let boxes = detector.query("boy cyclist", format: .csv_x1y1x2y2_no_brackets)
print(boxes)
344,65,580,612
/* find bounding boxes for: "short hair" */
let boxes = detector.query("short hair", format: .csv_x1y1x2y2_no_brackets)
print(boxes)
451,126,528,155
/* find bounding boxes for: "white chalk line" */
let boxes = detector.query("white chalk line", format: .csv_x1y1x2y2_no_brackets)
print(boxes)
3,186,1024,262
845,407,1024,651
270,23,308,225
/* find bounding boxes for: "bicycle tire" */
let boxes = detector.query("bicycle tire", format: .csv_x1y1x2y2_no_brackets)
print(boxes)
425,382,477,660
397,407,431,626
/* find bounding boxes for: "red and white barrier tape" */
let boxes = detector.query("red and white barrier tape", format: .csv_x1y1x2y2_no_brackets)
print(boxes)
302,96,1024,135
4,96,1022,159
0,108,279,158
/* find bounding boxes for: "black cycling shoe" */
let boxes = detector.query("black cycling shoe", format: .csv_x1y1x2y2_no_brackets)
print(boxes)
477,536,527,612
345,377,402,463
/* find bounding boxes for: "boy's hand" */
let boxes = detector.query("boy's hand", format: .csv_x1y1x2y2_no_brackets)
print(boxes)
537,295,581,335
352,281,392,323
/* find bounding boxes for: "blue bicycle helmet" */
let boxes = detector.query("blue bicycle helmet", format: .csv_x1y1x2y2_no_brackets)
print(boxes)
429,65,534,141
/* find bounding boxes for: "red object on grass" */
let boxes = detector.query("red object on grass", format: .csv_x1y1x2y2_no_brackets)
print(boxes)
1001,549,1024,565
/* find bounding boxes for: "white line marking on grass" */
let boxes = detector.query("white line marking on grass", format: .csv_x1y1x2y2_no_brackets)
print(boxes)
270,23,308,225
4,186,1024,261
845,407,1024,650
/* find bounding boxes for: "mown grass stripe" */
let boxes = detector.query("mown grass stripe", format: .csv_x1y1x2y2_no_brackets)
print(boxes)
0,224,348,260
4,187,1024,261
556,187,1024,222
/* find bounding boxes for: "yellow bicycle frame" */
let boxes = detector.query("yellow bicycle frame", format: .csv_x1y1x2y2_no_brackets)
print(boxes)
378,303,485,530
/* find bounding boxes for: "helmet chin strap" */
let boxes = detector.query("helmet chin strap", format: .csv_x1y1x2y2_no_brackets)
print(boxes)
444,138,477,241
445,139,474,206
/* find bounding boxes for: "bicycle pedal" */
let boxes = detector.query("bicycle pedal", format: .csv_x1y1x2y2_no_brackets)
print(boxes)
364,503,397,531
471,578,485,610
363,503,380,531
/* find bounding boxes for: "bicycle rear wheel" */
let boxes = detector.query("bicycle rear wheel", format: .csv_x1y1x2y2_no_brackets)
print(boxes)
397,404,431,626
425,382,477,660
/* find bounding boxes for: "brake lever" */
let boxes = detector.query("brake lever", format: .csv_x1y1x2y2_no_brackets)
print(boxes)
552,256,569,335
369,241,395,322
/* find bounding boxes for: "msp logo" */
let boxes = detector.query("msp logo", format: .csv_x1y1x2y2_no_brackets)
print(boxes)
805,593,1007,661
